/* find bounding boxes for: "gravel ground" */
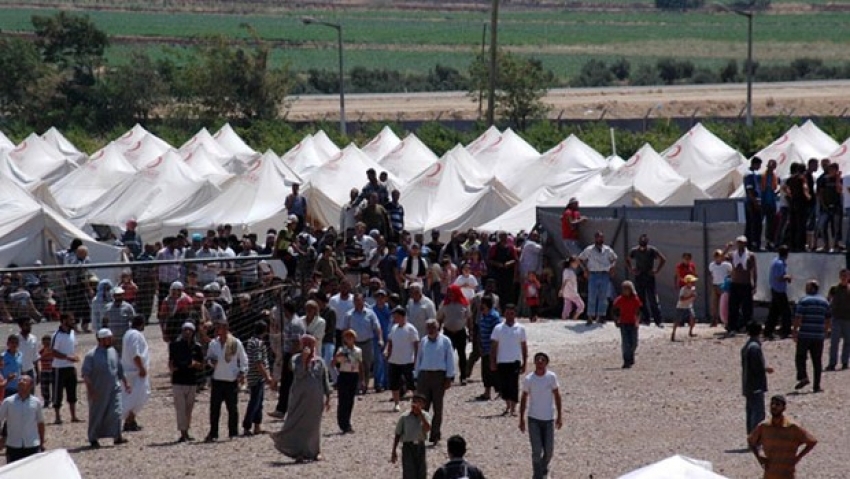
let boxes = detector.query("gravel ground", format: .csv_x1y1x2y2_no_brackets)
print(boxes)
7,318,849,479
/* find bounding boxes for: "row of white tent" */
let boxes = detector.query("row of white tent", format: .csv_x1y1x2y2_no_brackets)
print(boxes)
2,119,850,265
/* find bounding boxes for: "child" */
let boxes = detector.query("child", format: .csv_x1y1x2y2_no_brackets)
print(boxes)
391,393,432,479
673,275,698,341
674,252,697,288
38,334,54,404
118,272,138,306
334,329,364,434
613,281,642,369
524,271,541,322
242,321,273,436
559,257,585,321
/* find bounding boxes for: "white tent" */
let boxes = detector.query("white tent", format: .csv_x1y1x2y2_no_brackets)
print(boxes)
280,135,329,178
0,149,39,189
799,120,840,154
618,455,728,479
828,138,850,210
213,123,259,161
42,127,87,164
378,133,439,183
401,144,520,234
182,143,235,186
0,174,125,265
465,125,501,156
114,124,172,153
305,144,403,228
121,133,173,169
753,125,836,178
79,149,218,233
515,134,609,197
158,152,294,235
361,125,402,162
8,133,78,184
0,130,14,151
604,144,710,205
180,127,236,166
478,175,647,233
470,128,541,191
49,142,138,215
0,449,82,479
311,130,342,161
607,155,627,170
259,149,302,185
662,123,746,198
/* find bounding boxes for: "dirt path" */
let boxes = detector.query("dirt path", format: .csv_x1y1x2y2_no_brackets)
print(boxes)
286,80,850,121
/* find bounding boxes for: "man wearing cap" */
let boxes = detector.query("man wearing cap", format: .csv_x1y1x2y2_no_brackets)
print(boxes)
343,294,384,394
121,315,150,433
169,322,204,442
82,329,131,448
578,231,618,325
748,395,817,479
414,318,454,444
386,306,420,412
792,279,830,393
285,183,308,233
158,282,193,343
102,286,136,355
519,352,562,479
727,236,758,336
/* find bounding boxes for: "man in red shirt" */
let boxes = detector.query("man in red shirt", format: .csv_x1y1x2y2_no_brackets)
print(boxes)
560,198,585,256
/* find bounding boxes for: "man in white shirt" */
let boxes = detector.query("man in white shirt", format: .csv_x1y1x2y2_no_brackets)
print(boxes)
51,313,81,424
0,375,45,463
204,320,248,442
16,318,39,380
121,315,150,433
330,281,355,348
490,304,527,416
519,352,563,479
386,307,419,412
578,231,618,324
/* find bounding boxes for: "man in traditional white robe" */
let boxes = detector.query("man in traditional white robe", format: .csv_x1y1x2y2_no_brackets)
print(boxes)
121,315,150,432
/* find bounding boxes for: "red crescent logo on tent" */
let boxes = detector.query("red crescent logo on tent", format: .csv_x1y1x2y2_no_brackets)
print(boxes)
249,159,263,172
126,141,142,153
831,145,848,159
550,142,566,156
120,130,134,140
183,152,193,162
213,130,222,139
667,145,682,159
146,156,164,169
426,163,442,178
627,153,641,167
186,137,197,147
485,136,504,151
775,134,789,146
92,150,104,160
13,141,27,153
777,152,787,165
329,152,343,163
290,142,303,154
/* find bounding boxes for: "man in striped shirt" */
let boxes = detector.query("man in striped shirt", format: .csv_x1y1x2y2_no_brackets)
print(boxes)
748,395,817,479
792,280,831,393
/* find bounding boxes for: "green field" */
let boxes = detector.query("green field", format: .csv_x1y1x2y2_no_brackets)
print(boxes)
3,5,849,79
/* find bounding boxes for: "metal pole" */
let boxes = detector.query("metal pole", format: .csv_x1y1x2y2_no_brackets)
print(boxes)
745,13,753,128
337,25,346,136
478,22,487,119
487,0,499,126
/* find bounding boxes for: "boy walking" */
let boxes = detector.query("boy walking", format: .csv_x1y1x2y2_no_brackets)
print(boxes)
391,393,432,479
519,352,563,479
672,275,698,341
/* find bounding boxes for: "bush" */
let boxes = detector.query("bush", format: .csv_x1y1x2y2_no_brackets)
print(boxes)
655,0,705,9
572,59,614,87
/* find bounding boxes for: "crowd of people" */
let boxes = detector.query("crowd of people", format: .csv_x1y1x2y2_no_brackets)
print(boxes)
0,166,843,478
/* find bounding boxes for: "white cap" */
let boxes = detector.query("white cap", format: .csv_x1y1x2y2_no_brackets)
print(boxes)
96,328,113,339
181,322,196,331
113,286,125,295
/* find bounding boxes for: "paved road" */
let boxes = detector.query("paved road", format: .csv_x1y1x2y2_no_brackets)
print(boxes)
286,80,850,121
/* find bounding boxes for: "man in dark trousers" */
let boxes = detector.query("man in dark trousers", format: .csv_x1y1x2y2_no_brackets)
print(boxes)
764,245,793,340
741,321,774,435
625,233,667,327
792,280,830,393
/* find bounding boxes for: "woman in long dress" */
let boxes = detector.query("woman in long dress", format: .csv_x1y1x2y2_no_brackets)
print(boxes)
271,335,331,462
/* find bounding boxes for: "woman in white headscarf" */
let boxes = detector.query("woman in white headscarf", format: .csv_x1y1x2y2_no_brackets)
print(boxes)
90,279,113,332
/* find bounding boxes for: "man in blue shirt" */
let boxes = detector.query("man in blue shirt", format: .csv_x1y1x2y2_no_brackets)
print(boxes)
372,290,392,392
414,319,455,444
476,295,501,401
344,294,383,394
793,280,831,393
765,245,792,339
